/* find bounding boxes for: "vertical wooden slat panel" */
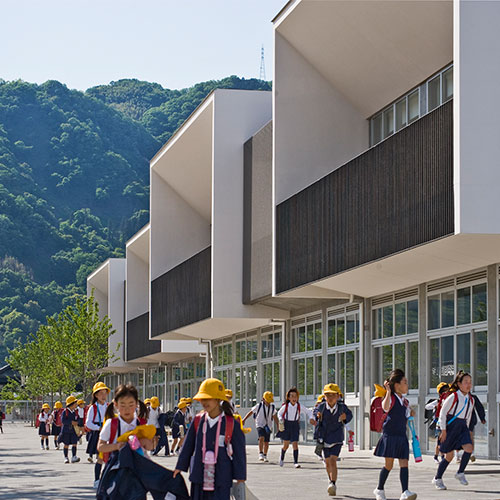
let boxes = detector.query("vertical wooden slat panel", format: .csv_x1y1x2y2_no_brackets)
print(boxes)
126,312,161,361
276,100,454,294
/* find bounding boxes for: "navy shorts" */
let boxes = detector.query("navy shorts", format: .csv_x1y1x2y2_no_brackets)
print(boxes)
323,443,342,458
257,427,271,442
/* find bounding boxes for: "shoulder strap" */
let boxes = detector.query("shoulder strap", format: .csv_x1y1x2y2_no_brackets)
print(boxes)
297,402,301,420
225,415,234,445
194,413,203,433
109,417,120,444
254,402,263,418
449,392,459,417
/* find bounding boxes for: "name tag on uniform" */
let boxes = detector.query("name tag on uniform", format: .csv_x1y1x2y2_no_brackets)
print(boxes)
219,435,225,447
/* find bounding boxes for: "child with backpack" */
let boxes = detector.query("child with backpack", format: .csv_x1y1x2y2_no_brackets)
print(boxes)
50,401,63,450
373,369,417,500
173,378,246,500
148,396,162,453
60,396,81,464
432,371,475,491
277,387,316,468
171,400,189,455
242,391,279,462
37,403,51,450
85,382,110,488
97,383,152,458
315,384,352,496
424,382,450,463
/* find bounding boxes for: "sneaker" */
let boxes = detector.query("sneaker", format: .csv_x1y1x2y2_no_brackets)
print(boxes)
279,458,284,467
64,457,70,464
93,480,100,490
258,453,264,461
46,446,50,451
263,455,269,463
71,456,80,463
432,478,447,490
455,472,468,486
294,463,301,468
327,481,337,496
400,490,417,500
470,455,476,463
41,444,45,450
373,489,387,500
87,457,94,463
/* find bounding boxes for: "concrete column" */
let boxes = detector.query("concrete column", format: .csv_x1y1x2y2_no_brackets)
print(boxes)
487,265,498,459
417,283,428,451
361,298,371,450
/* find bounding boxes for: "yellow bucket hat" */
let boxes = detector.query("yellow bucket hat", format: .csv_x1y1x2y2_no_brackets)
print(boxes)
66,395,77,406
225,389,233,399
323,383,342,395
150,396,160,409
193,378,228,402
178,401,188,409
54,401,63,409
263,391,274,403
42,403,50,410
374,383,387,398
144,398,151,405
436,382,449,394
92,382,110,395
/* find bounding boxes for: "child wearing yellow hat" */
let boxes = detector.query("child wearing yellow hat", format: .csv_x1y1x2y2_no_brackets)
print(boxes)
171,399,188,455
60,396,81,464
147,396,162,452
173,378,246,499
242,391,278,462
49,401,63,450
37,403,51,450
315,383,352,496
85,381,110,488
425,382,450,463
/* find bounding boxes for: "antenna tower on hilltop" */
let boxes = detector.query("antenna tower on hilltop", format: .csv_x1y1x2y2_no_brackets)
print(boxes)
259,45,266,81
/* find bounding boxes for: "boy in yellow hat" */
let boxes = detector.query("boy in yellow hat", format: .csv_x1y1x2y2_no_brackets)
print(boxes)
38,403,51,450
242,391,278,462
147,396,162,452
60,396,81,464
425,382,450,463
173,378,246,499
171,399,188,455
85,381,110,488
315,383,352,496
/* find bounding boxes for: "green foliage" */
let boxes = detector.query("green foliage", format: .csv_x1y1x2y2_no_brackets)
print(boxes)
0,75,271,362
3,294,117,399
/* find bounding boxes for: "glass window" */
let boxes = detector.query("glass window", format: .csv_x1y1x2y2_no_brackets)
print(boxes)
395,303,406,336
409,341,419,390
316,355,323,395
428,295,440,330
314,323,322,350
428,76,440,112
327,353,335,382
346,315,356,344
395,343,406,372
296,359,305,395
328,320,336,347
430,338,440,387
441,291,454,328
382,345,392,379
372,113,382,145
375,308,382,339
339,352,346,394
408,90,419,123
442,67,453,102
306,357,314,395
396,98,407,131
263,363,273,393
337,319,345,345
306,324,314,351
441,335,454,382
346,351,356,393
247,366,257,406
457,287,471,325
261,334,271,359
383,107,394,138
274,330,282,357
296,326,306,353
273,362,281,398
475,331,488,385
457,333,471,373
472,283,487,322
407,300,418,333
248,339,257,361
383,306,393,338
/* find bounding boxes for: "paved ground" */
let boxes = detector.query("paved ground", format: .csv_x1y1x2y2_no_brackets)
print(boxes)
1,422,500,500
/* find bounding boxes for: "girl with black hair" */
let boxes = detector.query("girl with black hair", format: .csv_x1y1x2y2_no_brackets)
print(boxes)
432,371,475,491
173,378,246,500
373,369,417,500
277,387,315,469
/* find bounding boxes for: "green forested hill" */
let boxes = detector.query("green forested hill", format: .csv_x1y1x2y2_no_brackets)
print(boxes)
0,76,271,361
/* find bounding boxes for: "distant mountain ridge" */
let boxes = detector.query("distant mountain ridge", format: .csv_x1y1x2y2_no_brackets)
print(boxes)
0,75,271,361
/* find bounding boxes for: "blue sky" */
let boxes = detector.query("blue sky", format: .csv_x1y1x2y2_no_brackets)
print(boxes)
1,0,285,90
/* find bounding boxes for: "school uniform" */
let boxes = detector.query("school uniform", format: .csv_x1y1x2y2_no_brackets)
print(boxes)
251,401,276,442
86,402,108,455
148,407,161,437
316,401,353,458
176,413,246,500
51,409,62,436
60,408,79,446
77,407,85,427
438,391,474,453
172,409,186,439
277,402,313,442
99,414,141,445
374,394,410,459
38,411,50,436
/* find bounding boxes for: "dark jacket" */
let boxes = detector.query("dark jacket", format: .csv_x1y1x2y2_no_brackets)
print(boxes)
176,413,246,488
316,402,352,444
469,394,486,431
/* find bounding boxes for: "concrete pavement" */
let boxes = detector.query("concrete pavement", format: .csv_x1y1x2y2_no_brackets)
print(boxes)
1,422,500,499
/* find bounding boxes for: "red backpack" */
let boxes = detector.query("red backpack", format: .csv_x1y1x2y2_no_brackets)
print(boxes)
193,413,235,455
370,395,395,432
102,416,147,463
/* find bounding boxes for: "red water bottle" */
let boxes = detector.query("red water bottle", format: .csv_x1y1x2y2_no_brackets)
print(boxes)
348,431,354,452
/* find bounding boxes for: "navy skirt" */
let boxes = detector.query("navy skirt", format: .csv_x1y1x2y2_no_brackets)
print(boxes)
60,428,78,446
38,422,50,436
86,429,100,455
190,483,232,500
440,419,472,453
276,420,300,442
374,433,409,459
172,424,182,439
51,423,61,436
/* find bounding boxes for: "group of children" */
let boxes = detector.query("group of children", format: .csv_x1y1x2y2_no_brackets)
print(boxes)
34,367,484,499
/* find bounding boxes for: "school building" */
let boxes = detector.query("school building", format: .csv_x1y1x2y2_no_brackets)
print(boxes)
87,0,500,459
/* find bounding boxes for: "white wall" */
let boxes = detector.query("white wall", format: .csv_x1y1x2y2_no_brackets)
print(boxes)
126,250,149,321
274,32,368,205
107,259,126,367
454,0,500,234
150,171,211,280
